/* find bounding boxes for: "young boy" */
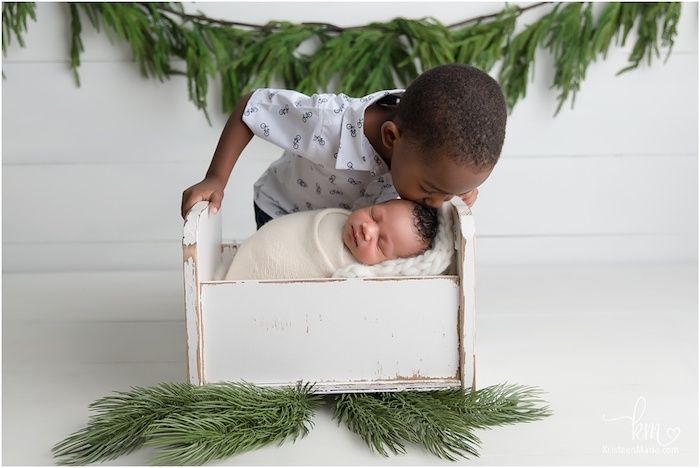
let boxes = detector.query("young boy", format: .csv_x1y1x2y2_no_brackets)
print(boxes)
224,199,438,280
181,63,507,227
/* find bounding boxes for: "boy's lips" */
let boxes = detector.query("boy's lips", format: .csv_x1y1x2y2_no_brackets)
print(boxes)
351,225,358,247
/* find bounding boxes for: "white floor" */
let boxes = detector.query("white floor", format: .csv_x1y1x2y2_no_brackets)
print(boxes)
2,263,697,465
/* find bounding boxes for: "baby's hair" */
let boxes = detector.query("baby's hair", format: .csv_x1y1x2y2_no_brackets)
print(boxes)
412,203,439,251
396,63,507,169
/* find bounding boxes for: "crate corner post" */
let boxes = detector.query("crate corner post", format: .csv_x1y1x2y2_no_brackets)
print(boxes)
451,198,477,391
182,201,222,386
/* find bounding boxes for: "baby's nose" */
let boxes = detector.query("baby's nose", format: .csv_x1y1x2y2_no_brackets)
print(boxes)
362,222,378,240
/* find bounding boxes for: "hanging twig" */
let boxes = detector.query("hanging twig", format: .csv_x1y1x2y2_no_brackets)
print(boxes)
156,2,551,32
448,1,550,28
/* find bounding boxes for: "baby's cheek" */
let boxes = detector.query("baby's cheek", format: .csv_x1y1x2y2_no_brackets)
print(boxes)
355,247,379,265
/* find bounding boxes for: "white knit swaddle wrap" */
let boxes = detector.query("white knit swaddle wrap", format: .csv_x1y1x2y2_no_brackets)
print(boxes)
332,203,455,278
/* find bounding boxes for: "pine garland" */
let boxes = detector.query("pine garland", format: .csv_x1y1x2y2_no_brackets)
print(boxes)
1,2,681,119
52,381,551,465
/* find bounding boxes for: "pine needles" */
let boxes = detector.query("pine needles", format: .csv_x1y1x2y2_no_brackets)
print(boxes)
499,5,559,112
53,380,550,464
453,6,518,74
334,392,414,456
52,381,321,465
2,2,684,116
335,383,551,461
617,2,682,75
145,382,321,465
1,2,36,55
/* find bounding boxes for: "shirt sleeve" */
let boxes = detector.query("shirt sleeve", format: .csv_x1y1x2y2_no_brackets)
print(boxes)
352,174,400,210
242,88,337,166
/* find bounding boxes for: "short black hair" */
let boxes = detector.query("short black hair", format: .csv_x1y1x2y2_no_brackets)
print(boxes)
396,63,507,169
412,203,439,251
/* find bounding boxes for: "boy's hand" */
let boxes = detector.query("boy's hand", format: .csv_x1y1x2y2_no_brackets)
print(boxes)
460,188,479,208
181,177,225,219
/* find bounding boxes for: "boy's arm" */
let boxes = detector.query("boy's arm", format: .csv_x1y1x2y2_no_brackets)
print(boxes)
181,91,255,219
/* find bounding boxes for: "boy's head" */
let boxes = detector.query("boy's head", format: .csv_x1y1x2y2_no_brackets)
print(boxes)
343,199,438,265
380,64,507,208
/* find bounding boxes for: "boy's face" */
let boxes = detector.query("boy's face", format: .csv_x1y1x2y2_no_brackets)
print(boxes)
343,199,427,265
389,138,493,209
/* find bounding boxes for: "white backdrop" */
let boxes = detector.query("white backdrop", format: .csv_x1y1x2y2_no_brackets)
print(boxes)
2,2,698,272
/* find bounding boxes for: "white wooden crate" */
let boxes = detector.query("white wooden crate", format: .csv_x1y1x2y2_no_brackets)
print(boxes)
182,198,476,394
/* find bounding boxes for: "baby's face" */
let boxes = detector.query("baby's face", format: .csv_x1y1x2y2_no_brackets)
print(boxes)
342,199,427,265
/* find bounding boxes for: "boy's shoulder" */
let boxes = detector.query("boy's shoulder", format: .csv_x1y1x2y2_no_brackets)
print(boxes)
248,87,404,109
244,87,403,173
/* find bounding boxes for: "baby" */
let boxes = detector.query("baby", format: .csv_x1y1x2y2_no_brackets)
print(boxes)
224,199,438,280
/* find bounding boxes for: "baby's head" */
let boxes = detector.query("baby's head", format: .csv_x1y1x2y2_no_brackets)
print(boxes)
343,199,438,265
380,63,507,208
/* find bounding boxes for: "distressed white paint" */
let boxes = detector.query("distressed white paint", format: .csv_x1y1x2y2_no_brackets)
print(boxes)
183,201,475,392
187,203,223,282
182,257,199,384
200,278,460,386
451,198,477,389
183,201,223,383
182,202,208,246
251,379,463,395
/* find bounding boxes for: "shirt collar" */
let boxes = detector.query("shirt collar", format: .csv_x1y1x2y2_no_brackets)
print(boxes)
336,89,403,175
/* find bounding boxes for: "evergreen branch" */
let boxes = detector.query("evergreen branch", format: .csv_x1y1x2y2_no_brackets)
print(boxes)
499,4,560,111
238,22,320,92
335,27,391,94
617,2,682,75
182,23,215,123
2,2,37,56
299,24,415,96
75,3,172,81
335,384,551,461
145,382,322,465
52,382,200,465
660,2,682,63
68,3,83,86
388,390,482,461
591,2,622,60
390,17,454,73
432,383,553,428
334,393,413,456
452,6,518,73
545,2,596,114
202,25,257,113
52,381,322,466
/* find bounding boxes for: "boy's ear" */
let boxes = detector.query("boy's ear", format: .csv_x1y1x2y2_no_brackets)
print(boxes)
380,121,401,149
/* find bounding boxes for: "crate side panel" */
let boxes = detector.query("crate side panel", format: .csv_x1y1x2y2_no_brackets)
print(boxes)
200,278,460,384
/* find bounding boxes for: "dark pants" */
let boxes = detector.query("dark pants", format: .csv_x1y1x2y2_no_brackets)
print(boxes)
254,202,273,230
